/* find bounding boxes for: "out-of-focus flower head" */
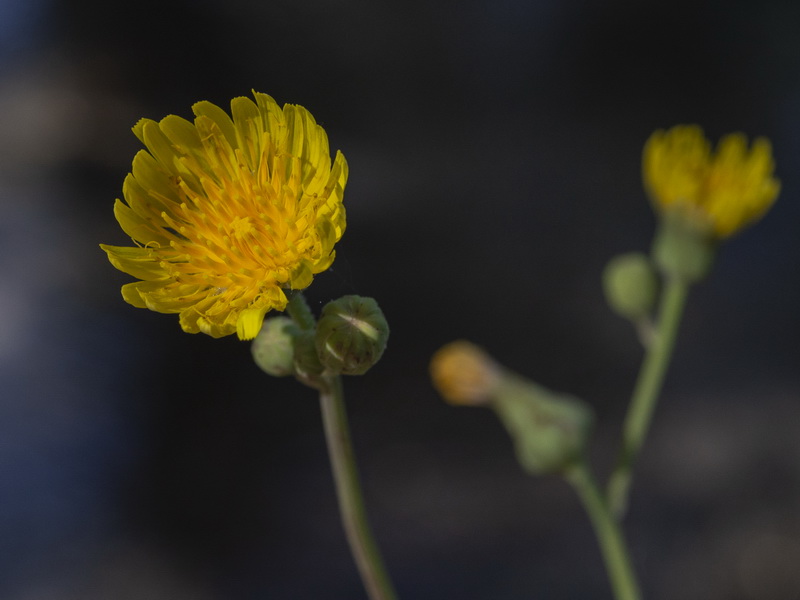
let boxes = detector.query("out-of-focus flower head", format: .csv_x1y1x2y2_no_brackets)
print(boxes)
430,341,500,406
643,125,779,239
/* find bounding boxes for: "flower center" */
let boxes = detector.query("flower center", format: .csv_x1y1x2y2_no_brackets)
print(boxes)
230,216,256,240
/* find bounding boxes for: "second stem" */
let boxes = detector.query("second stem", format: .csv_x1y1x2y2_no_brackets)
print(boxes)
567,462,642,600
607,276,690,517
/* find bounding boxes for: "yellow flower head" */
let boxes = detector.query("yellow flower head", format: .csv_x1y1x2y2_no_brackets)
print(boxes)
642,125,779,238
430,341,500,406
100,92,348,340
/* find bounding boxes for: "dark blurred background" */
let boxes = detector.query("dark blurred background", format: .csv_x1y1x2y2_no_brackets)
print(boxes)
1,0,799,598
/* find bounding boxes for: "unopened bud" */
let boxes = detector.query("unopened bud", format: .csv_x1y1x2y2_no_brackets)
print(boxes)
315,295,389,375
430,341,500,406
492,376,594,475
251,316,297,377
603,252,659,320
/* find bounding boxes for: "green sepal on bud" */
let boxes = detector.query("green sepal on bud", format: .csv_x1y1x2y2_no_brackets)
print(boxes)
251,316,298,377
652,218,717,283
491,375,594,475
602,252,659,320
315,295,389,376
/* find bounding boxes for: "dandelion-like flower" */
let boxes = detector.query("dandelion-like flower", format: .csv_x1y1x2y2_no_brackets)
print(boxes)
100,92,348,340
643,125,779,238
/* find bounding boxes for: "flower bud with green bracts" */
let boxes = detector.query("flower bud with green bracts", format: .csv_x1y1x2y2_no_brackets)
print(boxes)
492,375,594,475
603,252,659,320
251,316,299,377
315,295,389,376
430,341,594,476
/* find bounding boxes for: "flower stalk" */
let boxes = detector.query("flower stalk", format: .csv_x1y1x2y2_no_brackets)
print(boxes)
566,462,641,600
606,276,690,517
319,374,398,600
284,291,397,600
286,291,317,331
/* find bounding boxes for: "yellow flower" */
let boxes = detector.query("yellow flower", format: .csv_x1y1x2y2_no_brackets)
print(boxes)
430,341,500,405
100,92,348,340
643,125,779,238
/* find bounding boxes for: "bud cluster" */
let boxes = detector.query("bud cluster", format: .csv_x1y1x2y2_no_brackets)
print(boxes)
251,295,389,387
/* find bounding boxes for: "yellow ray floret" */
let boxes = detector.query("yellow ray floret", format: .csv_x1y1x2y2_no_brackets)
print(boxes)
643,125,779,238
101,92,348,340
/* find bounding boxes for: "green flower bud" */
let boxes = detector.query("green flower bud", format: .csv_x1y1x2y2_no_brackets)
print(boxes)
602,252,659,320
652,218,717,282
492,375,594,475
251,316,297,377
315,295,389,376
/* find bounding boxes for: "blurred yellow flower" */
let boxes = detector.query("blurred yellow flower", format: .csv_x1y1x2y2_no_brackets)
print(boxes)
101,92,348,340
643,125,779,238
430,341,499,405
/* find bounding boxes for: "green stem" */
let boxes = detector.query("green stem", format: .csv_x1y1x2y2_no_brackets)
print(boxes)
286,291,316,330
567,462,642,600
319,375,399,600
607,277,690,517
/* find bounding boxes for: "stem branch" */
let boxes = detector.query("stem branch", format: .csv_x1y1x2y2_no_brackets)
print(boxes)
567,463,642,600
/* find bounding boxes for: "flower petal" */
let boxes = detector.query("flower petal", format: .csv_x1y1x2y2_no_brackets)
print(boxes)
113,199,171,246
192,100,238,148
236,306,270,340
101,245,168,281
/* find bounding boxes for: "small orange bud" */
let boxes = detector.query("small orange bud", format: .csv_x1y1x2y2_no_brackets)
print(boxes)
429,341,500,406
